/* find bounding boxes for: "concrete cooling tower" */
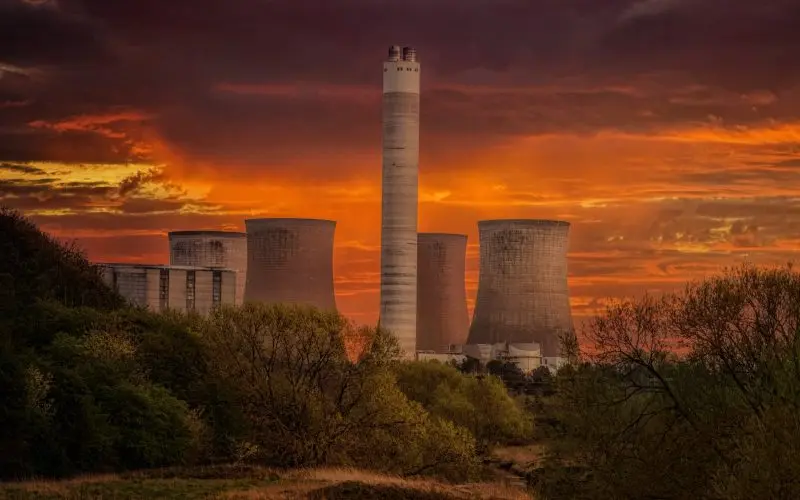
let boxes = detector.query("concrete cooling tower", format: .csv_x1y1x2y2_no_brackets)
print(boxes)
244,218,337,311
467,220,574,357
417,233,470,353
168,231,247,305
380,45,421,358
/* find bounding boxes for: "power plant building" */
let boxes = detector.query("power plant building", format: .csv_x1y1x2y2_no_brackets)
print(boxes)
168,230,247,305
467,220,574,357
416,233,470,353
380,44,421,358
99,263,236,315
244,218,337,311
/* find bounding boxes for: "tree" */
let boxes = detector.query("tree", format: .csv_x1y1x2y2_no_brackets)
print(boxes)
0,207,123,320
538,264,800,499
395,361,532,453
196,303,476,477
487,360,526,391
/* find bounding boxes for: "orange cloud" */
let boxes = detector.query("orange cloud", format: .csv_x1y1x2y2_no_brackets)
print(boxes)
28,110,154,136
13,93,800,329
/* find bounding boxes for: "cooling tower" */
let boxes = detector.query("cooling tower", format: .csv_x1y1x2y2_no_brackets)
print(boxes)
244,218,337,311
380,44,421,358
168,230,247,305
417,233,470,353
467,220,574,357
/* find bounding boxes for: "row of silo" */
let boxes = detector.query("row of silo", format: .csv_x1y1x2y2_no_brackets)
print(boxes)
165,217,573,358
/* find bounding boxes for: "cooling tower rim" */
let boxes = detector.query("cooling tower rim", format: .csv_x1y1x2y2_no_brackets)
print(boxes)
245,217,336,227
168,230,246,238
418,232,468,240
478,219,570,228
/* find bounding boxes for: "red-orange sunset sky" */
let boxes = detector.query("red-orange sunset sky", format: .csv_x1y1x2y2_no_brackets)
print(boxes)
2,0,800,327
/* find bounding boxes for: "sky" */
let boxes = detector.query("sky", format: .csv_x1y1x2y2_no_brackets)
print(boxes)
2,0,800,327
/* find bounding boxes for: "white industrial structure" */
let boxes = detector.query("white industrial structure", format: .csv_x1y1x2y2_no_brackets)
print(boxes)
99,263,236,315
380,45,421,359
416,343,566,374
168,231,247,305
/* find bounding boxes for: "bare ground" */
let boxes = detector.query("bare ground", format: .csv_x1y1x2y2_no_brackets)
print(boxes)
0,466,534,500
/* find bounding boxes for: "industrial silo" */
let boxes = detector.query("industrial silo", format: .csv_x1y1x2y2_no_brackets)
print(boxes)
416,233,469,353
244,218,337,311
168,230,247,305
467,219,574,357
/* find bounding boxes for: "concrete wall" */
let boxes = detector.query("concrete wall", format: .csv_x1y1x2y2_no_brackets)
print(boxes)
194,270,213,315
467,220,574,357
416,233,470,353
144,269,161,311
99,264,234,315
221,272,236,307
244,218,337,311
112,267,148,308
168,269,188,312
169,231,247,305
380,45,421,359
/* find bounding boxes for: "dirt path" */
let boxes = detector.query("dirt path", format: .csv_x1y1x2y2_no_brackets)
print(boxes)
487,443,547,490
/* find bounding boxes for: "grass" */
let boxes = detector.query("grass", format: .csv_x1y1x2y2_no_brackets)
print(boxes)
0,466,533,500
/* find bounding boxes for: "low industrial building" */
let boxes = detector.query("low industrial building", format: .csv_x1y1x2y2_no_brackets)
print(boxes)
99,263,236,315
416,350,466,365
417,343,566,374
168,230,247,306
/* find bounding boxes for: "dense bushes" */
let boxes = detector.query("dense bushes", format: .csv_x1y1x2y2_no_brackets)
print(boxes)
195,304,481,480
0,209,528,481
396,361,532,453
1,300,516,481
535,264,800,499
0,207,123,315
1,306,208,478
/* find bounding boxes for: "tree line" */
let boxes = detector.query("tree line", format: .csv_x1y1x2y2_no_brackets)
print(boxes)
0,208,532,481
529,263,800,499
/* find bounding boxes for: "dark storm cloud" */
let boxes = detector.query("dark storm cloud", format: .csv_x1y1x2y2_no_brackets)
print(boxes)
0,174,113,212
601,0,800,91
0,176,112,197
0,129,140,163
0,162,46,175
32,211,244,233
118,169,165,196
58,0,797,89
0,0,114,67
117,198,192,214
1,0,799,166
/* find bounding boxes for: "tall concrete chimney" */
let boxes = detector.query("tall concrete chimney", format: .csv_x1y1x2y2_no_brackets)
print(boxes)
380,44,421,358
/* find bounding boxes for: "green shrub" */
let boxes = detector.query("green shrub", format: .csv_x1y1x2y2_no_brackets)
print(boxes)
395,361,533,452
197,304,479,478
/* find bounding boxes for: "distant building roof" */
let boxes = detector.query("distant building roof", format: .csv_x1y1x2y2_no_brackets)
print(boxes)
97,262,236,272
168,230,246,237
